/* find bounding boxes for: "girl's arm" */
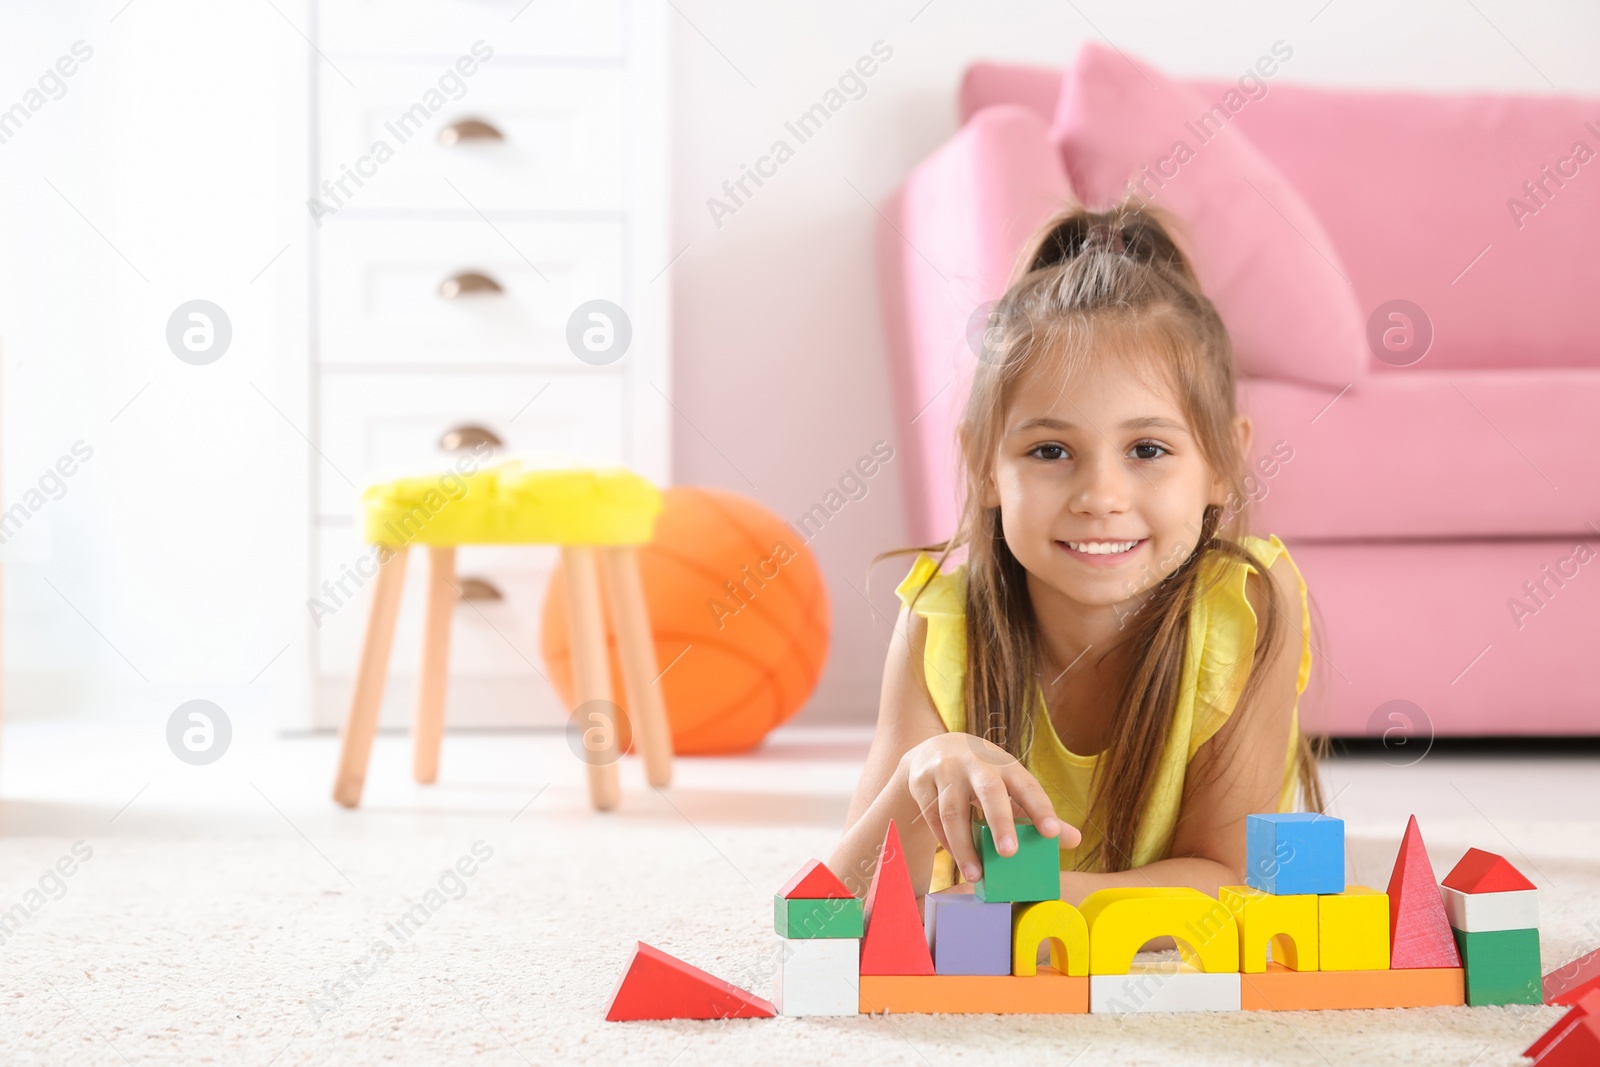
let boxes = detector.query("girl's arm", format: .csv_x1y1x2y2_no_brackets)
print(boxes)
1056,560,1304,907
829,600,1074,899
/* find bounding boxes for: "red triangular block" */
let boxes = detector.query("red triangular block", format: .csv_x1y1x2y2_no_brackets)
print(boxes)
860,819,934,976
779,858,853,899
1546,946,1600,1006
605,941,775,1021
1385,815,1462,969
1526,988,1600,1060
1441,847,1535,893
1530,1015,1600,1067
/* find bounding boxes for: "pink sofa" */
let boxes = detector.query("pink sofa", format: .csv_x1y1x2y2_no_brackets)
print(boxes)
877,55,1600,737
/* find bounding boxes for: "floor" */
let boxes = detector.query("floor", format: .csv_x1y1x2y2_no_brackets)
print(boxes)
0,716,1594,1065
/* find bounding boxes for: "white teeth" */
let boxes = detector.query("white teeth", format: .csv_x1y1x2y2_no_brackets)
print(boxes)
1066,539,1139,555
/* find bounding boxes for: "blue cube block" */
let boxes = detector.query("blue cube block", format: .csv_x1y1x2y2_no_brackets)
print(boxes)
1246,813,1345,895
923,893,1012,975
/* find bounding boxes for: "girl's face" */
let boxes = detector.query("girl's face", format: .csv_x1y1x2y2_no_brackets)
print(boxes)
982,353,1250,611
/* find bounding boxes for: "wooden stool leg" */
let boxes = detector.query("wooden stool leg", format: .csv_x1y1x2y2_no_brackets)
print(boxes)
600,546,674,788
412,545,456,784
563,545,622,811
333,544,409,808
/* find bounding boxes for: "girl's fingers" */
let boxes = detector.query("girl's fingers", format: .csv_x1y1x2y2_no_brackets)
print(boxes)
906,777,952,858
935,782,982,883
1000,763,1077,845
970,775,1019,858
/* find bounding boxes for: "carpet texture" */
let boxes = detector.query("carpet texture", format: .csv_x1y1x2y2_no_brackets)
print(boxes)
0,819,1590,1065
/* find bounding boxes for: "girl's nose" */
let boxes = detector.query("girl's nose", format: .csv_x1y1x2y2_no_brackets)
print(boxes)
1070,455,1131,515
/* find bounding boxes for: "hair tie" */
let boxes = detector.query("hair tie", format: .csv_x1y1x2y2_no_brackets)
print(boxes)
1085,223,1125,254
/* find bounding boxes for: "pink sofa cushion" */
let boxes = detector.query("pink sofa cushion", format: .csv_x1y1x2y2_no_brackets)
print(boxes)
1185,79,1600,373
1240,369,1600,540
1051,42,1365,391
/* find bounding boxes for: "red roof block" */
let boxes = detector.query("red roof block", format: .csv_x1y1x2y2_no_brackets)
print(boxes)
1528,1015,1600,1067
779,858,854,900
1386,816,1462,969
1525,987,1600,1060
605,941,776,1021
1441,847,1535,894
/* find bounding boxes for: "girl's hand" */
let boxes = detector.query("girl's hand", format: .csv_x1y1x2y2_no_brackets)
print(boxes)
900,734,1083,884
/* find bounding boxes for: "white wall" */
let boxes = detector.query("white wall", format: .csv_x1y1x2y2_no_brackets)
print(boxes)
2,0,1596,727
665,0,1600,723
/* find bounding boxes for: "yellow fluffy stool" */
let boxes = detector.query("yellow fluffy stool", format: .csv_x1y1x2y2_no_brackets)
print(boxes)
331,461,673,812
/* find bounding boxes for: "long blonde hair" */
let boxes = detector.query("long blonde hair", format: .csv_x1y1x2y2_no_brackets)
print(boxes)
877,197,1326,872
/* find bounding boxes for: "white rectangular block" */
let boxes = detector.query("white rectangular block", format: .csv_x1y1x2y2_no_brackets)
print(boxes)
1090,963,1241,1014
1441,886,1538,933
775,937,859,1016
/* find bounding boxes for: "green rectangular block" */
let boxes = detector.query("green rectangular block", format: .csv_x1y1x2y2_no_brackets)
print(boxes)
774,893,863,938
1453,926,1542,1005
970,817,1059,903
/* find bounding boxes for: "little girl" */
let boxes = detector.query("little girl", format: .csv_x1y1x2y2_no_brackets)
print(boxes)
829,199,1325,906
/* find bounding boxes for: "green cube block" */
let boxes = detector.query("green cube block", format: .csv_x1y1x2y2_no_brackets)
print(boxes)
774,893,863,938
1453,927,1542,1005
970,817,1059,903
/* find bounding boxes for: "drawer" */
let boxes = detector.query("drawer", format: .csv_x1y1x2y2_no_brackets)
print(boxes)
318,216,623,367
316,0,625,61
312,526,562,680
315,369,628,516
317,60,624,213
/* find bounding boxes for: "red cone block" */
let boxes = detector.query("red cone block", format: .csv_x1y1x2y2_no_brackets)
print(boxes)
1386,815,1462,969
605,941,776,1021
779,858,854,900
860,819,934,976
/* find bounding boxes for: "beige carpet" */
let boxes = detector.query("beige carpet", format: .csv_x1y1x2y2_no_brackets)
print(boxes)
0,817,1589,1066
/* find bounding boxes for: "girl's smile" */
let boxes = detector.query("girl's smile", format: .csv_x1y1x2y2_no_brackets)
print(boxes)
1056,537,1148,566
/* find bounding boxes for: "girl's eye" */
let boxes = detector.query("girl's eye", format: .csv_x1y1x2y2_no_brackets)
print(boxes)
1131,441,1168,460
1030,444,1067,461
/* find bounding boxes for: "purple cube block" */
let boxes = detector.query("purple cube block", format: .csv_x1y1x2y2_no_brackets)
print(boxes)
923,891,1013,975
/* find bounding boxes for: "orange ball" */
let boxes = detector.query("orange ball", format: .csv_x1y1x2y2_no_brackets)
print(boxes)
540,486,830,755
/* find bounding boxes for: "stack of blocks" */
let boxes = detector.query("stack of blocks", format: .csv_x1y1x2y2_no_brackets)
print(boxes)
772,859,863,1015
610,809,1555,1019
1441,847,1543,1006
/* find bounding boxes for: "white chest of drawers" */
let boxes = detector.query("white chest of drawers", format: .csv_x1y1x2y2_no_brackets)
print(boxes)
306,0,670,729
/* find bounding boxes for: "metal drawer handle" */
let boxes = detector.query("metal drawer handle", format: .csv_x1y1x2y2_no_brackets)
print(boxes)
438,424,503,452
438,118,504,146
457,577,504,602
438,271,504,299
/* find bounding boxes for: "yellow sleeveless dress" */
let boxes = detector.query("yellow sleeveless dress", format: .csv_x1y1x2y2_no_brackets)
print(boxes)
894,533,1311,892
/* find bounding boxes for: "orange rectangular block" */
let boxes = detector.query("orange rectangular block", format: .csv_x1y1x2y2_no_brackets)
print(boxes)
1242,962,1464,1010
859,966,1089,1014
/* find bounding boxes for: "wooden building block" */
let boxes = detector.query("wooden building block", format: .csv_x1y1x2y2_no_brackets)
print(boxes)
1442,848,1535,894
1529,1016,1600,1067
779,858,854,899
859,967,1088,1014
1385,815,1462,969
1246,813,1345,896
970,816,1059,903
1241,962,1464,1010
1219,885,1318,973
1545,946,1600,1006
1319,886,1390,971
1079,887,1239,975
774,894,863,939
1454,927,1543,1005
1525,987,1600,1060
860,819,934,975
1441,885,1538,933
775,936,859,1016
924,892,1012,976
1089,961,1242,1013
605,942,776,1021
1012,899,1090,977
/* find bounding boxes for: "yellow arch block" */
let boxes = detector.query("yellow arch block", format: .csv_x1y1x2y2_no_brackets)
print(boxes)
361,461,661,547
1219,885,1319,973
1012,900,1089,977
1079,887,1240,975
